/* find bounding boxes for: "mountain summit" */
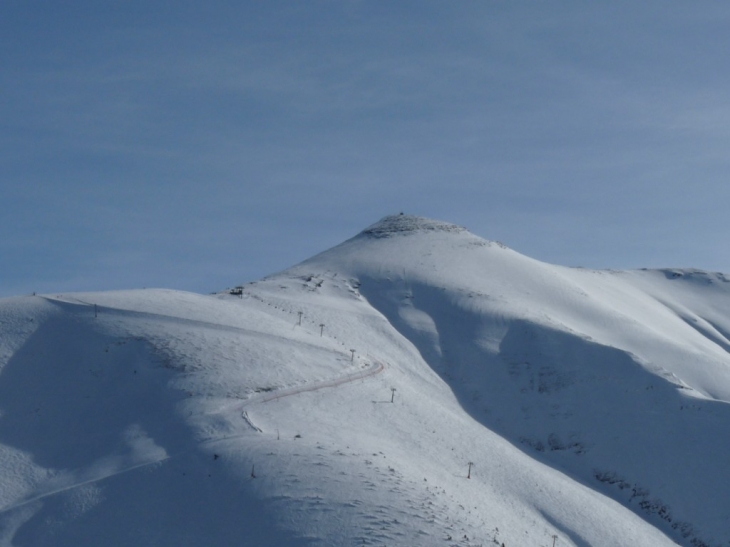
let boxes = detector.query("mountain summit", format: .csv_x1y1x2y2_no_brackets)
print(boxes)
359,213,468,238
1,215,729,546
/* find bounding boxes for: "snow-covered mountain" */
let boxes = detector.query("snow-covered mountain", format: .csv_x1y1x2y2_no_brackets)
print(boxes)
1,214,729,546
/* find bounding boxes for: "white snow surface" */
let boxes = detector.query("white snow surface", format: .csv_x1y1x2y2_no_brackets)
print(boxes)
1,214,729,546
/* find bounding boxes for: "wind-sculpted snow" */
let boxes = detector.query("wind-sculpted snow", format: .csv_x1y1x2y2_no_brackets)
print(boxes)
1,215,728,546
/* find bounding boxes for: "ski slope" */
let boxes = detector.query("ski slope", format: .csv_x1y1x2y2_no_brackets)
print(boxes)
1,214,729,546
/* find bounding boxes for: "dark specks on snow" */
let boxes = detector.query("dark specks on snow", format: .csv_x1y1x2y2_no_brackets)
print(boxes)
360,214,467,239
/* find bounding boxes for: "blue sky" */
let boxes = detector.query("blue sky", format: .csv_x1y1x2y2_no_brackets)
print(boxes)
3,1,730,297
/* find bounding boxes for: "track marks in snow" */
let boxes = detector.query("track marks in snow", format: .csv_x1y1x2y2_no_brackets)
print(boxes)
269,442,493,547
210,360,385,418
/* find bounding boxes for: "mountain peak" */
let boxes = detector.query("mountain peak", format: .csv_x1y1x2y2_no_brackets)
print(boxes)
359,214,467,239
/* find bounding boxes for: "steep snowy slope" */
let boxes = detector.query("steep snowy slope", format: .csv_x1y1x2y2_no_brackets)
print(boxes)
0,214,728,546
282,214,730,547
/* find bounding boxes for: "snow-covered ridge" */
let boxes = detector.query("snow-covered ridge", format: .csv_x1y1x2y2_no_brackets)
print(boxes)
2,214,730,546
359,213,467,238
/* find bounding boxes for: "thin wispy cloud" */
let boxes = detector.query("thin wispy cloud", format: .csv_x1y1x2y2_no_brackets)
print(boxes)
2,1,729,297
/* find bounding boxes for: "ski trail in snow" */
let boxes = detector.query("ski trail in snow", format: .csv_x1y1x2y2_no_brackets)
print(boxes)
241,410,263,432
0,359,386,516
212,359,386,416
0,456,172,516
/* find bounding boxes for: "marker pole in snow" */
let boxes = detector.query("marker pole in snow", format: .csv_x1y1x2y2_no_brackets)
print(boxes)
298,311,303,325
467,462,474,479
390,388,396,403
350,349,355,362
319,324,325,336
552,535,558,547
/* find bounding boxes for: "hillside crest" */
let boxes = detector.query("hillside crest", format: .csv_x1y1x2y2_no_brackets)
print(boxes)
359,213,467,238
